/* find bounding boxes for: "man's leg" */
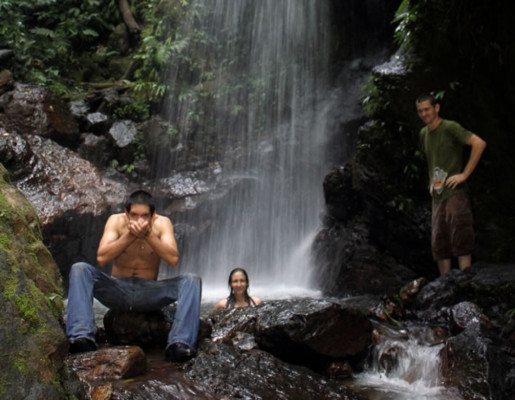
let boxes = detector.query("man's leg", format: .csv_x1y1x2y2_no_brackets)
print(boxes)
458,254,472,270
437,258,452,275
132,273,202,361
449,193,475,272
167,273,202,349
66,262,108,352
66,262,128,353
432,200,452,275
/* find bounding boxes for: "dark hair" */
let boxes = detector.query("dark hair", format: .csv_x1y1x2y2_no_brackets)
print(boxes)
125,190,155,214
416,93,439,106
226,267,256,309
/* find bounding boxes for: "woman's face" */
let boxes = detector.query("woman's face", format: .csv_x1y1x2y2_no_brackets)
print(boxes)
230,271,248,295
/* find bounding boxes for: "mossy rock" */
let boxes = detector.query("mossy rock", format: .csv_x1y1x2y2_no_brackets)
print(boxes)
0,163,82,399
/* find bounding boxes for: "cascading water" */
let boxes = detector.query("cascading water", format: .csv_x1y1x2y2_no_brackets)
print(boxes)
159,0,333,300
349,325,465,400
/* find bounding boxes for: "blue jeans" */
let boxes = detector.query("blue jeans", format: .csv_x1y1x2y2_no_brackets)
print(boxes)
66,262,202,350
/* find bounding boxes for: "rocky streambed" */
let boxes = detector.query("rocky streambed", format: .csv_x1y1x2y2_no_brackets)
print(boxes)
66,270,515,400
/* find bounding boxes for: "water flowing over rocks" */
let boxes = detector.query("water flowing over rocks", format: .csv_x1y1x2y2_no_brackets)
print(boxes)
66,298,375,399
1,3,515,397
2,163,514,398
410,264,515,400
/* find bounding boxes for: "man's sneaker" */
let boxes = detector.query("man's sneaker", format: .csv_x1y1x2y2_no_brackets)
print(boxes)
165,342,196,363
69,338,97,354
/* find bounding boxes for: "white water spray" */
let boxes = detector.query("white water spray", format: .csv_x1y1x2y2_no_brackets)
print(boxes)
352,337,464,400
161,1,334,299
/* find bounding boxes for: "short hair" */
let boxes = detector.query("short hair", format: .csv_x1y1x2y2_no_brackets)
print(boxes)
125,190,155,214
416,93,439,106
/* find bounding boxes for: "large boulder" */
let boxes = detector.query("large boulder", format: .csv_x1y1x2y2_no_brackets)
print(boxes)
412,263,515,330
0,164,83,399
313,163,433,298
440,323,515,400
186,341,367,400
0,132,128,281
210,298,373,370
0,83,79,146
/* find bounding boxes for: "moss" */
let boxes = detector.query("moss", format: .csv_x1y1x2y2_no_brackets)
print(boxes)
2,267,59,335
13,356,28,375
1,167,73,397
0,192,16,226
0,232,10,250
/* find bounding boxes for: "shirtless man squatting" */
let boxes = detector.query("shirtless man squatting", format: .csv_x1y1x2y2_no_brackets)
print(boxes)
66,190,201,362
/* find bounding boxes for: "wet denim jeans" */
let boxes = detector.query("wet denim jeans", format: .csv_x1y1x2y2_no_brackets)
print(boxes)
66,262,202,350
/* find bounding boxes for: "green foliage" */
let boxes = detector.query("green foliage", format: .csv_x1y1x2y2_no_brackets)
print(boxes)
361,0,515,261
130,0,191,101
108,98,150,122
0,0,119,89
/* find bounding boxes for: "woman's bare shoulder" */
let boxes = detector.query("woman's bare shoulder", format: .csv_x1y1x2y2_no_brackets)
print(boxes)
214,298,228,309
251,295,263,306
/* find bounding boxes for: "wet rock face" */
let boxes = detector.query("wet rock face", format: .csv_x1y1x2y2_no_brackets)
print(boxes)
210,298,373,372
187,342,368,400
103,307,176,348
0,166,82,399
103,298,374,370
323,165,362,222
449,301,493,333
412,264,515,327
0,132,126,224
70,297,374,399
313,163,433,298
0,132,128,279
407,263,515,399
68,346,147,381
312,216,419,297
399,277,427,304
0,83,79,145
0,69,14,94
440,323,515,400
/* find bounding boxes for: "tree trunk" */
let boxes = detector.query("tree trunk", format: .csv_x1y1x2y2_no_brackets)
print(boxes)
119,0,142,33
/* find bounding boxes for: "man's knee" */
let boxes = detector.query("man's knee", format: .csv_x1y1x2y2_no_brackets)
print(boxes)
71,261,90,272
69,262,95,282
182,273,202,285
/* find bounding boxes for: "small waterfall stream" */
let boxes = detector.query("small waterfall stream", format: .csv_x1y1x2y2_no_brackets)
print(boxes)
350,326,464,400
159,0,334,299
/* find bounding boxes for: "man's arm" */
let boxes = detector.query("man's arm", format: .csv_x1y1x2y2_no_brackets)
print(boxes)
97,214,136,266
144,217,179,267
445,134,487,189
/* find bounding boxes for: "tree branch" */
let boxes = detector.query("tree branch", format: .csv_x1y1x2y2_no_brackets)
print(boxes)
118,0,142,33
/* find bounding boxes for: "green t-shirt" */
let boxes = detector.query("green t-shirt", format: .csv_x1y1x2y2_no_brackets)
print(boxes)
419,119,473,202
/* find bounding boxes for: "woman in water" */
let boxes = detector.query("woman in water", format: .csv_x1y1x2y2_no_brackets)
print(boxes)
214,267,263,309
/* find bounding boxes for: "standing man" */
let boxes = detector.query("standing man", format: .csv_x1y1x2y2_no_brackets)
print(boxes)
416,94,487,275
66,190,201,362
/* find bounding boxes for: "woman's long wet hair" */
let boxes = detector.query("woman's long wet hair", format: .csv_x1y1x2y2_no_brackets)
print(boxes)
226,267,257,309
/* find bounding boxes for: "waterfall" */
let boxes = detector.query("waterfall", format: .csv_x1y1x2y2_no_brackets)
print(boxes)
160,0,334,300
352,335,464,400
